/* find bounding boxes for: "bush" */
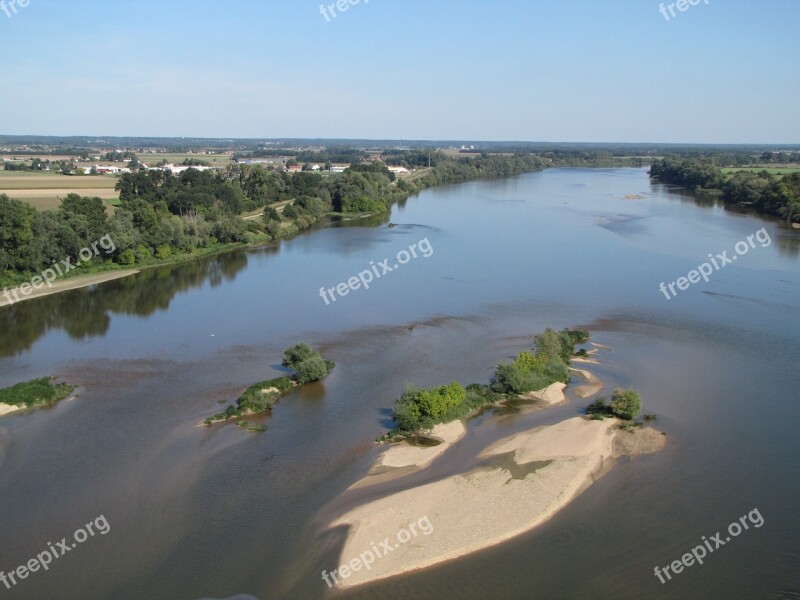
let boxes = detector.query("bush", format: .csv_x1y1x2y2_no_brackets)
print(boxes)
282,343,316,368
391,382,467,432
283,204,298,219
134,245,152,263
609,388,642,420
118,249,136,266
294,356,330,384
281,343,334,383
155,244,172,260
263,206,281,223
0,377,74,407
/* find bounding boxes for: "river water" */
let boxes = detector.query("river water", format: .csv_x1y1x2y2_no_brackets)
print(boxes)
1,168,798,599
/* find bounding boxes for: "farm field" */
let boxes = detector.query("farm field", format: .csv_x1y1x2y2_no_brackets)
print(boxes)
138,152,233,166
0,173,120,210
721,165,800,175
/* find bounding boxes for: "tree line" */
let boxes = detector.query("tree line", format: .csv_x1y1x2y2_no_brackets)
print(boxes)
649,158,800,223
1,154,548,287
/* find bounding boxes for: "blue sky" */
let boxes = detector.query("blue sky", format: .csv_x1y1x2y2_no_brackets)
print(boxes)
0,0,798,143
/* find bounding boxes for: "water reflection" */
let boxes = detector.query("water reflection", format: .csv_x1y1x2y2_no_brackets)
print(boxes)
0,251,248,356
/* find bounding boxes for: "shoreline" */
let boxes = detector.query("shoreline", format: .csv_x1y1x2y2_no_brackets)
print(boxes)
0,269,141,308
0,403,24,417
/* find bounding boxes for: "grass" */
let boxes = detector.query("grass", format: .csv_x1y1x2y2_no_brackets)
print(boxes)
137,152,233,166
0,377,74,408
204,377,294,425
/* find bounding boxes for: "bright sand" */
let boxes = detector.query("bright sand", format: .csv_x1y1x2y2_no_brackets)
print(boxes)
329,417,651,588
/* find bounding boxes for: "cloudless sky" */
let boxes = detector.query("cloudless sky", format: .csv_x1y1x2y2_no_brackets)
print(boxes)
0,0,798,143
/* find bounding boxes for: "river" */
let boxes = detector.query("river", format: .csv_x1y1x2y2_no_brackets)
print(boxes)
1,168,798,599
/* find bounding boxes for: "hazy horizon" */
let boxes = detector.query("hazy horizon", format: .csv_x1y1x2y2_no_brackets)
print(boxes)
1,0,798,144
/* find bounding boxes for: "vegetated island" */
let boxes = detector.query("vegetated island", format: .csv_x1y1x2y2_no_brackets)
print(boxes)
0,377,75,417
327,329,665,589
385,328,591,440
203,343,333,432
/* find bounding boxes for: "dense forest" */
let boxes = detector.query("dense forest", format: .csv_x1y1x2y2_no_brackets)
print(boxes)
649,158,800,223
0,153,546,287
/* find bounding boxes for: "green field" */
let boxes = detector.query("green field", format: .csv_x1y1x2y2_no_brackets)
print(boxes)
721,166,800,175
138,152,233,166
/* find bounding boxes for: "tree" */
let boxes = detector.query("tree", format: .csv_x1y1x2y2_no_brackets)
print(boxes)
263,206,281,223
293,356,330,384
0,195,36,272
282,343,315,369
59,194,107,240
610,388,642,420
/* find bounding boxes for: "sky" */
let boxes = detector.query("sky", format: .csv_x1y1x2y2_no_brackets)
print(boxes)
0,0,798,144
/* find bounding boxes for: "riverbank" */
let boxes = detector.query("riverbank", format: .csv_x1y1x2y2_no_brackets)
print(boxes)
329,416,665,588
0,269,140,308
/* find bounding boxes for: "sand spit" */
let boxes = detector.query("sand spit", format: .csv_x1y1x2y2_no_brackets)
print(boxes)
329,417,662,588
0,403,23,418
378,421,467,470
518,381,567,406
570,367,604,399
0,269,140,307
613,426,667,456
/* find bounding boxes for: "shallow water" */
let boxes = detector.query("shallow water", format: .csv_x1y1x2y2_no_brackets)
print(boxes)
0,168,798,599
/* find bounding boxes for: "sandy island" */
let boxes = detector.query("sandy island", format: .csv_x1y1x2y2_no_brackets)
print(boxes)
0,270,140,308
329,417,664,588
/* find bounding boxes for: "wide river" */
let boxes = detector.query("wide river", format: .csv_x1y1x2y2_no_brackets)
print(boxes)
1,168,798,600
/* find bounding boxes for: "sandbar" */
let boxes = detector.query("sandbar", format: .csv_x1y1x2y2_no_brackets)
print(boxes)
329,417,661,588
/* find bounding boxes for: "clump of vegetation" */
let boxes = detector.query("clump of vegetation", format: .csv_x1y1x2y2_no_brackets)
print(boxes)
490,329,588,396
281,343,335,384
388,328,589,435
586,388,643,421
0,377,74,409
204,344,334,427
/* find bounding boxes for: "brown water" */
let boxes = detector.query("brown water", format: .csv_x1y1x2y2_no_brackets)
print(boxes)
1,168,799,600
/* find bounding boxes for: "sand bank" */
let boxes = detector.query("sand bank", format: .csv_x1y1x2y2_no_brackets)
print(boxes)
518,381,567,405
0,403,23,418
0,270,140,308
570,367,603,399
378,421,467,470
329,417,660,588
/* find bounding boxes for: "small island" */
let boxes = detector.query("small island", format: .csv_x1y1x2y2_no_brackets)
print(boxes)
387,328,590,437
0,377,75,417
326,330,665,589
203,343,334,431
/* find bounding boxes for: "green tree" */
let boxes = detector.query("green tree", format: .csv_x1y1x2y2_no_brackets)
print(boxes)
282,343,316,368
610,388,642,420
294,356,330,384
